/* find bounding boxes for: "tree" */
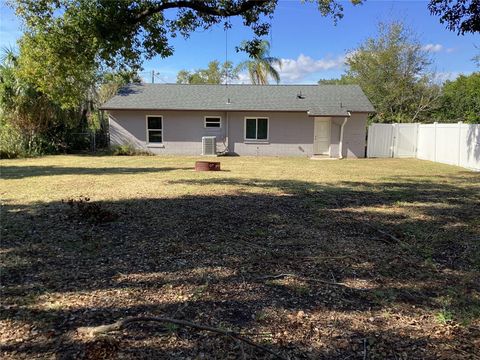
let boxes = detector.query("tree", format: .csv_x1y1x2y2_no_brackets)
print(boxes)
435,72,480,123
16,31,98,109
318,75,357,85
96,71,142,106
428,0,480,34
0,46,139,157
10,0,477,106
345,21,440,123
0,47,79,155
237,40,281,84
176,61,238,84
10,0,364,106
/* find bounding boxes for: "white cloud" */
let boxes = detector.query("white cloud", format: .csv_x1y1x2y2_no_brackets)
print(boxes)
434,71,473,83
276,54,346,83
228,53,348,84
235,72,251,84
422,44,444,53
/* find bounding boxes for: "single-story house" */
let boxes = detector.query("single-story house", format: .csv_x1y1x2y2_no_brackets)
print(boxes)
100,84,375,158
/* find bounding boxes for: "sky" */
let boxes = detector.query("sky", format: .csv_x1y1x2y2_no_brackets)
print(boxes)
0,0,478,84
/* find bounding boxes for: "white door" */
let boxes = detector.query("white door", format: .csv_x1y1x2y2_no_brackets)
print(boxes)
314,119,331,155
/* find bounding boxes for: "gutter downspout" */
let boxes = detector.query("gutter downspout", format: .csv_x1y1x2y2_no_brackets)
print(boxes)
225,111,229,154
339,113,350,159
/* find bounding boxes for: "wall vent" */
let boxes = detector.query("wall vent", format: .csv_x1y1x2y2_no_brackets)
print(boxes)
202,136,217,156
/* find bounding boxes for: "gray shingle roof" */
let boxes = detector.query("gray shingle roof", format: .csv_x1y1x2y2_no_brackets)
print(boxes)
100,84,375,115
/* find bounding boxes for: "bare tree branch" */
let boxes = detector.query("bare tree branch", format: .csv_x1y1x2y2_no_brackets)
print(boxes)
134,0,272,23
78,316,287,360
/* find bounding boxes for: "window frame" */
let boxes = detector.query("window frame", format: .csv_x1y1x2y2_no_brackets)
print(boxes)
204,116,222,129
244,116,269,142
145,115,163,146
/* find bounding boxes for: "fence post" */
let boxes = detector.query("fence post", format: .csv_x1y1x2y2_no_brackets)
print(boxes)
457,121,462,166
433,122,438,163
415,123,419,158
392,123,397,158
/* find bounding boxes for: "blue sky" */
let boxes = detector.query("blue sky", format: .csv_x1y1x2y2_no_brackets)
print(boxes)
0,0,478,83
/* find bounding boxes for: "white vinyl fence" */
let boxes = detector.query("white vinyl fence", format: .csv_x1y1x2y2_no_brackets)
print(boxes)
367,122,480,171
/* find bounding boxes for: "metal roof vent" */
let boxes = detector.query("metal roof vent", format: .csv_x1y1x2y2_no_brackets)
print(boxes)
297,91,305,99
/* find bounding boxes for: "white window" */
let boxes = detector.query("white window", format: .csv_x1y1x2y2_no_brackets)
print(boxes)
204,116,221,128
146,115,163,144
245,117,268,141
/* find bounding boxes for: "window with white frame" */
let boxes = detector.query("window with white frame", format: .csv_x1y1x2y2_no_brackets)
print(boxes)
204,116,221,128
245,117,268,141
146,115,163,143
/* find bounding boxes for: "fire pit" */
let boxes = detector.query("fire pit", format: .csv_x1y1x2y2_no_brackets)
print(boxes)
195,161,221,171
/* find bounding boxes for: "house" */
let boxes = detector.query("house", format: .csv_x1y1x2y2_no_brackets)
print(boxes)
100,84,375,157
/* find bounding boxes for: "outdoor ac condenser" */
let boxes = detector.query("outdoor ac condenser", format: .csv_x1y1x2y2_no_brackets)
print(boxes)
202,136,217,156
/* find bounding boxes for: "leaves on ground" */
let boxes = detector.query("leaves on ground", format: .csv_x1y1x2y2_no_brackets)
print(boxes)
1,156,479,359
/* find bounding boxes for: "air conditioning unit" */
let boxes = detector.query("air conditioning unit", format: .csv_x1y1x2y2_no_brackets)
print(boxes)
202,136,217,156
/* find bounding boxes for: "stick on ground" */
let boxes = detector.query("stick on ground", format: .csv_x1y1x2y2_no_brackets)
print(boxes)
365,223,403,243
257,273,348,287
78,316,287,360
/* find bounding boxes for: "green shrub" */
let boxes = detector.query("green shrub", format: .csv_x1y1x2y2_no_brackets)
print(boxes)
111,144,153,156
0,122,28,159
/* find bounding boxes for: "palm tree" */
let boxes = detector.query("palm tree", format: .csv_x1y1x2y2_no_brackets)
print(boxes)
237,40,282,85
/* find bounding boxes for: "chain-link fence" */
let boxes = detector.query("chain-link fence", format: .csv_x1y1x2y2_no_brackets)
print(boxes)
68,130,109,153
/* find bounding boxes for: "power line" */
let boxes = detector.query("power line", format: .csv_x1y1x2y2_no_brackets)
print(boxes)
138,70,166,83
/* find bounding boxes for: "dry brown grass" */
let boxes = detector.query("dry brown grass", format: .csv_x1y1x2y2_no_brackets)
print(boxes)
1,155,479,359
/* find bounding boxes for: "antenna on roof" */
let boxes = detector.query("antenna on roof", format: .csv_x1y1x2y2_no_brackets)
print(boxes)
224,19,230,86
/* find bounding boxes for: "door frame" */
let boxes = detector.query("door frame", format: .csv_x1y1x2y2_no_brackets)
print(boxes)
313,118,331,156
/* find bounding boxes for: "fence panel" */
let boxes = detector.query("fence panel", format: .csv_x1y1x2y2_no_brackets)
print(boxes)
416,124,435,161
434,124,459,166
394,124,418,158
459,124,480,170
367,122,480,171
367,124,395,158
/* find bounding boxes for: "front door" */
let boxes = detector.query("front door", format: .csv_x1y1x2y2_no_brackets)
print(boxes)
314,118,331,155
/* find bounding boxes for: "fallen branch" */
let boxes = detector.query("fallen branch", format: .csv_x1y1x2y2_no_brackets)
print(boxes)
78,316,287,360
257,273,348,287
365,223,403,244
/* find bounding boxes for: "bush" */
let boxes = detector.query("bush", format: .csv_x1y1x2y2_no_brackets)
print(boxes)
62,196,118,224
111,144,153,156
0,122,28,159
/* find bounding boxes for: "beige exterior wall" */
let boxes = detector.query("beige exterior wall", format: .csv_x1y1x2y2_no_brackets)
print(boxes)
109,110,228,155
329,113,368,158
108,109,367,158
227,112,314,156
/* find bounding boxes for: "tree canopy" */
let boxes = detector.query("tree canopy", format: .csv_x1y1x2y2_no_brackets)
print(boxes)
318,75,356,85
428,0,480,34
435,72,480,123
237,40,281,84
176,61,238,84
8,0,360,106
344,22,440,123
9,0,480,107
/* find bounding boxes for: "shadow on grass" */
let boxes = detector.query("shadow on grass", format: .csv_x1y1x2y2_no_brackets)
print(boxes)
0,165,193,179
1,174,479,358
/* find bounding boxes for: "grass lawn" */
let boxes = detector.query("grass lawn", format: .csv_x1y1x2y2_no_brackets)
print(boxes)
1,155,479,359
